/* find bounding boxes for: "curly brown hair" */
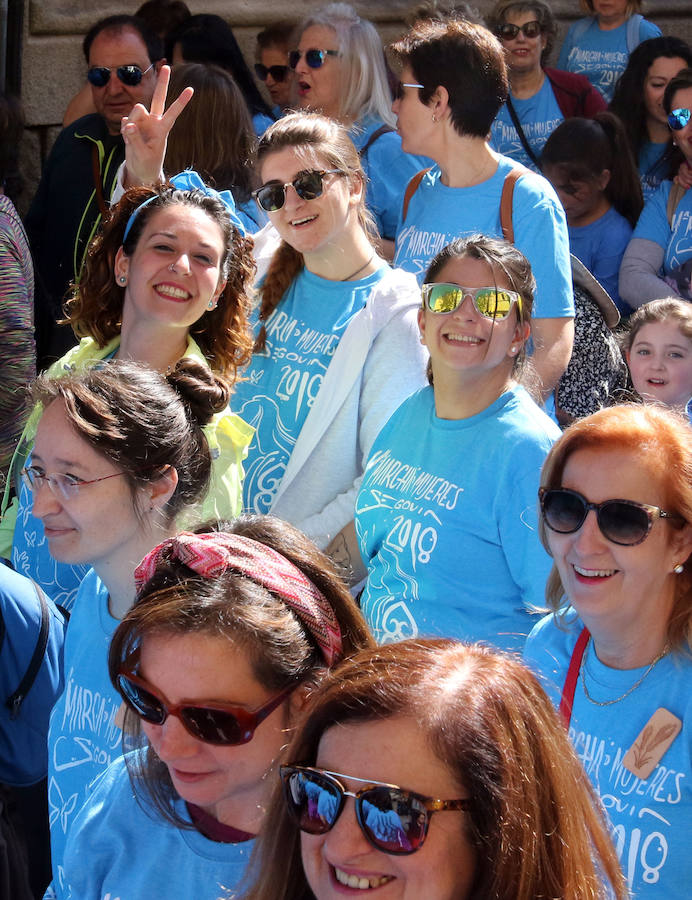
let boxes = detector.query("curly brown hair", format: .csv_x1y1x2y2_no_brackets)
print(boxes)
62,183,255,381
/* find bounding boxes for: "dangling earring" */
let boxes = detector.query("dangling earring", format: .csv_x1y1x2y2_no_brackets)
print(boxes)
674,563,684,574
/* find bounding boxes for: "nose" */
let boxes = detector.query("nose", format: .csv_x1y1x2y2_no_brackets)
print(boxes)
282,182,305,212
572,509,608,554
294,52,310,77
31,480,63,519
323,798,373,860
150,715,200,762
392,95,400,115
451,294,477,321
170,252,191,275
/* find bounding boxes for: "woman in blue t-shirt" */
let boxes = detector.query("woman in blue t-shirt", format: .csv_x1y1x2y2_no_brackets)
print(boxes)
352,235,559,651
557,0,661,102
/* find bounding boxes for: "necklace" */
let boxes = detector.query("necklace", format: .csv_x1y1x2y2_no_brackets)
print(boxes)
580,638,669,707
340,250,376,281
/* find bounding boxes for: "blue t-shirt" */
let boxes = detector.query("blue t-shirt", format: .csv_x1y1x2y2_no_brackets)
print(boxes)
52,753,254,900
234,264,389,513
349,117,428,239
393,158,574,321
252,111,275,137
557,17,662,102
0,564,65,786
568,206,633,314
490,79,563,173
356,385,559,652
524,613,692,899
633,180,692,291
639,141,672,202
47,569,126,887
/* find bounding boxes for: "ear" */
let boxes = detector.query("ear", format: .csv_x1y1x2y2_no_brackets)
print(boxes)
114,246,130,285
347,171,365,208
145,465,179,512
212,279,227,307
670,523,692,572
598,169,611,192
286,680,315,723
509,319,531,356
417,306,427,346
430,84,450,119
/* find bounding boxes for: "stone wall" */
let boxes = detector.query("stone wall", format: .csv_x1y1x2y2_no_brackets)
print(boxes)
15,0,692,214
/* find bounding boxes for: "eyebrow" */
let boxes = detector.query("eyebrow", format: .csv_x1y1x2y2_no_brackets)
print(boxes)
149,231,218,251
634,340,690,351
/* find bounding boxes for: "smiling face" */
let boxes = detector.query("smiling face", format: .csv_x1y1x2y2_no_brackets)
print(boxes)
547,446,692,639
31,398,150,569
644,56,689,132
300,715,475,900
139,630,291,828
89,26,158,135
115,203,226,334
294,25,342,119
499,9,546,77
418,255,527,386
258,145,359,257
626,320,692,408
669,85,692,164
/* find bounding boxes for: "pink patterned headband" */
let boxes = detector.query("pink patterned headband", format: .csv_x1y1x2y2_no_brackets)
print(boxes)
134,531,343,666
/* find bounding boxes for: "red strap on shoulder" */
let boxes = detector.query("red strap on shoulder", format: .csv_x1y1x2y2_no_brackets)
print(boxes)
559,626,590,729
499,168,524,244
401,168,431,223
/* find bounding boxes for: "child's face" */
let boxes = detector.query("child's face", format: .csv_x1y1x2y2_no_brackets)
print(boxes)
627,321,692,409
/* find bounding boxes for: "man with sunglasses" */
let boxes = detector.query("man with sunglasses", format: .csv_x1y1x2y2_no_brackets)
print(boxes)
25,15,163,370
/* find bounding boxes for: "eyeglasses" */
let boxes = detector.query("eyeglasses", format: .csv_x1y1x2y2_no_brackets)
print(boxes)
539,487,685,546
421,283,523,320
252,169,346,212
280,765,470,855
289,48,339,69
87,63,154,88
116,670,296,745
394,81,425,101
668,107,691,130
497,20,542,40
21,465,126,502
254,63,291,83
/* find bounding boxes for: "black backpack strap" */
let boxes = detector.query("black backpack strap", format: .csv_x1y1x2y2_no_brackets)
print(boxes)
505,97,542,171
358,124,394,159
5,580,50,720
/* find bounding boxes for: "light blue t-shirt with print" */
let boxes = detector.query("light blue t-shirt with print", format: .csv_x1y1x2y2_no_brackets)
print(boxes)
557,17,662,102
568,205,633,314
524,612,692,899
633,180,692,288
490,79,563,173
393,158,574,321
234,264,389,513
356,385,559,652
47,569,127,889
51,753,254,900
639,141,672,202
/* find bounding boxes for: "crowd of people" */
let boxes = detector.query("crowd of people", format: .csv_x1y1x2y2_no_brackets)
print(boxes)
1,1,691,899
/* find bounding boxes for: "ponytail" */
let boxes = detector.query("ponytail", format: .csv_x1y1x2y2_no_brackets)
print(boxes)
255,242,305,352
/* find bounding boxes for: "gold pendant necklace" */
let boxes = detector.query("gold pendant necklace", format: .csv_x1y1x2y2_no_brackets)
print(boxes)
580,638,669,707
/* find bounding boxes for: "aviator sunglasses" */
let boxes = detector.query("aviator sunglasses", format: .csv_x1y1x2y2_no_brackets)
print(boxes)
281,765,470,855
254,62,291,82
116,670,296,745
497,20,542,40
87,63,154,88
668,107,691,131
539,487,685,547
422,283,523,320
289,48,339,70
253,169,346,212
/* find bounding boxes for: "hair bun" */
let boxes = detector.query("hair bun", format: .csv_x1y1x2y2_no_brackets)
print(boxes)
166,358,231,426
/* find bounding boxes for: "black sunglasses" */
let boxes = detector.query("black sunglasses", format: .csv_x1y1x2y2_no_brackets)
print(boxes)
254,63,291,83
116,670,296,745
280,765,470,855
289,48,339,70
87,63,154,88
539,487,684,547
497,20,542,40
252,169,345,212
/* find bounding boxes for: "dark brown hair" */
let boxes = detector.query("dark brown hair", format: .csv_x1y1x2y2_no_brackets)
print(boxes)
244,639,626,900
62,183,254,380
109,514,375,828
31,358,228,521
486,0,557,64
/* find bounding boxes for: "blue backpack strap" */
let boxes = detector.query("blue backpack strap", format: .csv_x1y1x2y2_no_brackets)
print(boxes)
5,580,50,720
626,14,644,53
570,16,594,42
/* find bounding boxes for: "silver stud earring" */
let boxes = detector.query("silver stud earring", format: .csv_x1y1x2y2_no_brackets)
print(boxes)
169,263,176,272
431,114,438,123
674,563,684,574
208,299,216,310
118,275,127,285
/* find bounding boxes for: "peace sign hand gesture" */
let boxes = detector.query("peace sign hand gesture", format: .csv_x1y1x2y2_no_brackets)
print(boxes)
120,64,194,188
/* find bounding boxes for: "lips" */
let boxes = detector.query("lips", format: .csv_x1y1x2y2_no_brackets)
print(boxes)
154,282,192,302
298,81,311,96
444,332,482,345
290,215,317,227
332,866,394,891
573,563,618,581
170,767,214,784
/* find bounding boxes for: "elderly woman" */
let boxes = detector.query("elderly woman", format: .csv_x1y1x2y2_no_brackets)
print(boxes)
487,0,605,173
243,639,626,900
524,403,692,898
291,2,424,246
390,17,574,398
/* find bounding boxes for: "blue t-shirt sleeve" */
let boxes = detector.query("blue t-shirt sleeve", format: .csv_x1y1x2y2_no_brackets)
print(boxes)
362,132,421,239
632,181,672,251
639,19,662,42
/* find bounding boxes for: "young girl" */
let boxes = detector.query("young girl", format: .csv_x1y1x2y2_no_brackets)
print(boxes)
541,111,642,314
53,517,373,900
34,359,231,886
350,235,560,652
557,0,661,102
621,297,692,420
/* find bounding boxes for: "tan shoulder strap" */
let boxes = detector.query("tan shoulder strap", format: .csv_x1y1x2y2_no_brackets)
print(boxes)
500,168,524,244
401,168,431,223
666,182,687,227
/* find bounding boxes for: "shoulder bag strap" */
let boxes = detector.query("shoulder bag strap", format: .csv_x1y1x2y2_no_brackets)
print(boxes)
499,168,524,244
358,124,395,159
505,97,542,171
401,167,432,223
6,580,51,720
626,14,644,53
559,626,590,728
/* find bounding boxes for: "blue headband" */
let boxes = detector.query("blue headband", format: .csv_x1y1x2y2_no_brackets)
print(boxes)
121,169,247,243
